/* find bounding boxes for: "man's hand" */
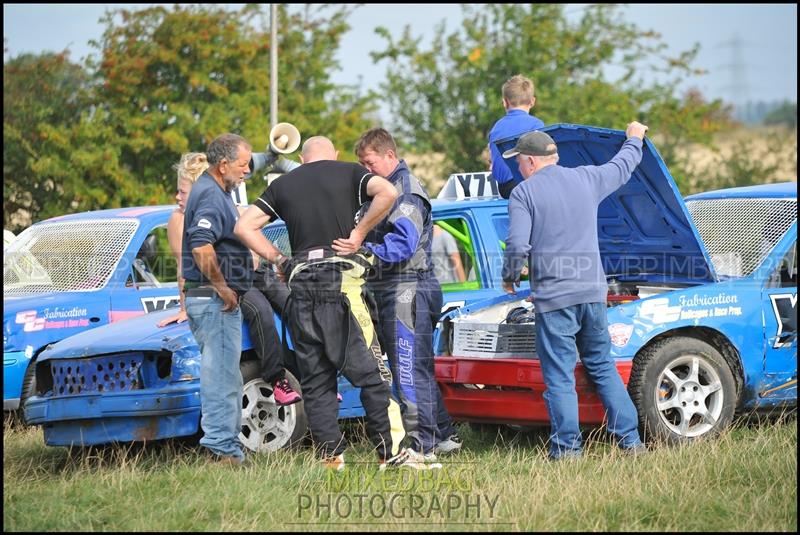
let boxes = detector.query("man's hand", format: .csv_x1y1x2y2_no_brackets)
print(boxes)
275,255,290,283
157,309,188,327
332,228,366,255
626,121,649,140
215,284,239,312
502,280,518,295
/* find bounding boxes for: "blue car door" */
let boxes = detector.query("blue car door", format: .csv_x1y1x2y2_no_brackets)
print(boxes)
761,236,797,399
109,225,180,323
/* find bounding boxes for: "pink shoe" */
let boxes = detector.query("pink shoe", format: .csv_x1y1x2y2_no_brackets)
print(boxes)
273,378,302,406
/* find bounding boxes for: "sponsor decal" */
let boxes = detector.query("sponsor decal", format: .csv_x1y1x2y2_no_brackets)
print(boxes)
197,218,212,229
399,203,415,217
608,323,634,347
769,293,797,349
15,307,90,332
639,298,681,324
140,296,181,313
396,322,416,397
677,293,739,308
640,292,744,324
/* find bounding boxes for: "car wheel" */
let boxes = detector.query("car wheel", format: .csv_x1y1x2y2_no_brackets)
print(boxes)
239,360,308,452
18,360,37,425
629,336,738,444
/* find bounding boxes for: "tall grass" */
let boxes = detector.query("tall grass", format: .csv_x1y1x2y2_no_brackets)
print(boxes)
3,413,796,532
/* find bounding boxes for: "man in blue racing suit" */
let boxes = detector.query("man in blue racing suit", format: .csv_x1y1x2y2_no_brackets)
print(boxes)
334,128,461,469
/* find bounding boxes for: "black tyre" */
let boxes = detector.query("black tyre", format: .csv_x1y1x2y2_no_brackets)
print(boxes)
629,336,738,444
239,360,308,452
17,360,37,425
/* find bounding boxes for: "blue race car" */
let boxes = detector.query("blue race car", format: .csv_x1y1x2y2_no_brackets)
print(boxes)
4,206,182,413
435,124,797,444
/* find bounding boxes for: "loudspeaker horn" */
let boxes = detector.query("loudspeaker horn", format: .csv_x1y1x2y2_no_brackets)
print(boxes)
268,122,301,154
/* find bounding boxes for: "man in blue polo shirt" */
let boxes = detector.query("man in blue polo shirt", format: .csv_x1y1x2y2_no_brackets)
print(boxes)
488,74,544,199
182,133,253,465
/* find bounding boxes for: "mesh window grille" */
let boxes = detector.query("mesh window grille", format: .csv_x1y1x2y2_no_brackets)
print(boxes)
263,225,291,256
4,219,139,295
686,198,797,277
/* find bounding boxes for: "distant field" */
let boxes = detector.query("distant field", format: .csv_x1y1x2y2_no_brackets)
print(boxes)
4,413,796,531
674,125,797,193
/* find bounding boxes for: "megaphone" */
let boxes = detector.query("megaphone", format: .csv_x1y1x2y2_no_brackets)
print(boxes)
248,122,302,178
268,122,301,154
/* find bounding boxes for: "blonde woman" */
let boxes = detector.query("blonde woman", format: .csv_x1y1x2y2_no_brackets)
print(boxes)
159,152,209,326
158,151,300,406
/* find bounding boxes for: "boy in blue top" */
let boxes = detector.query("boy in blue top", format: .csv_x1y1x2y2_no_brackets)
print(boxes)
488,74,544,199
501,123,649,460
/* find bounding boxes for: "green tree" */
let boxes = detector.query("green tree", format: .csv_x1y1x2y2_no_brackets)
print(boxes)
371,4,733,191
3,51,90,231
4,4,376,225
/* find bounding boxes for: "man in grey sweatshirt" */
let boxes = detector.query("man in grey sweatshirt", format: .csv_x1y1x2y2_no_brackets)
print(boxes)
501,122,649,460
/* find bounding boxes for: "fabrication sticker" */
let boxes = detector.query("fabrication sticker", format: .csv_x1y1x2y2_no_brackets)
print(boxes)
15,306,90,332
640,292,743,324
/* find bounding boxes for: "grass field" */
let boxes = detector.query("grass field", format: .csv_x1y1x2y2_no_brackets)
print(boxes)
3,413,796,532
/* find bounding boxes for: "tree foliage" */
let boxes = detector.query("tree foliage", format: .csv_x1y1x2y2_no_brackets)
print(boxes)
4,4,375,229
3,51,90,229
6,4,776,230
371,3,734,189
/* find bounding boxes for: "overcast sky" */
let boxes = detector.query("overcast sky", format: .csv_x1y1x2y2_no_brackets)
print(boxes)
4,3,797,118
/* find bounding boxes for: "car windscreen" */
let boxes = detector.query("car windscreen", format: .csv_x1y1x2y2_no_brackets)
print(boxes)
3,219,139,295
686,197,797,278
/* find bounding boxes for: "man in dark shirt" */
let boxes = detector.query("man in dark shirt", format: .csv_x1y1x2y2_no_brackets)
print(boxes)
182,133,253,465
235,136,403,469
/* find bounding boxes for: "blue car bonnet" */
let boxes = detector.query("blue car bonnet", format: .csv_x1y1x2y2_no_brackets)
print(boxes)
36,309,190,361
495,123,717,284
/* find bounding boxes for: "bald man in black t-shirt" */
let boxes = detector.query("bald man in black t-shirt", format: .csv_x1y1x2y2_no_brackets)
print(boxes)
235,137,405,468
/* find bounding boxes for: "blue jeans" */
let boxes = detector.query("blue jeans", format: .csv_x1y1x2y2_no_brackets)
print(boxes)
186,293,244,460
536,302,642,459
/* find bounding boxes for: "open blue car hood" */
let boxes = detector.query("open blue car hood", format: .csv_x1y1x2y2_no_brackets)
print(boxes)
496,124,716,283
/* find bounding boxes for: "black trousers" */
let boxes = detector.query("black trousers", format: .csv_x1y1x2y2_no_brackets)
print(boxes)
286,262,394,459
240,267,290,384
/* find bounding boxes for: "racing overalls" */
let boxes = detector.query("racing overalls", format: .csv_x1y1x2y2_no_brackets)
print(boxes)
361,160,458,454
283,249,404,459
